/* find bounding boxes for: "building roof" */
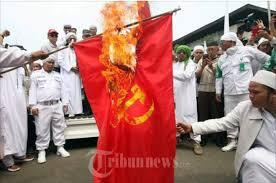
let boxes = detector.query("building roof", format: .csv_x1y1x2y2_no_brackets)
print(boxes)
174,4,276,45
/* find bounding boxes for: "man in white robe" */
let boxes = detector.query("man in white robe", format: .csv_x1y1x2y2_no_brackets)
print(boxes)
58,24,72,47
0,67,33,172
58,32,83,116
216,32,270,152
177,70,276,183
173,45,202,155
0,43,48,161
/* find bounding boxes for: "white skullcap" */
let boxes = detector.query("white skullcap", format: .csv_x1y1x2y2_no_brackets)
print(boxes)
65,32,77,41
221,32,238,42
33,60,42,66
193,45,204,54
42,55,55,63
257,38,269,47
251,70,276,90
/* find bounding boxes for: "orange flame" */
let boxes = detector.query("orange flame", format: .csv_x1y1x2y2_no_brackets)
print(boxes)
100,2,145,127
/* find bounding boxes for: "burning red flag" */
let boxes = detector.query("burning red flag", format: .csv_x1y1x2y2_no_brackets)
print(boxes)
74,9,175,183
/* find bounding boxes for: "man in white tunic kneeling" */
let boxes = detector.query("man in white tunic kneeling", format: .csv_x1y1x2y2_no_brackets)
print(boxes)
29,57,70,164
177,70,276,183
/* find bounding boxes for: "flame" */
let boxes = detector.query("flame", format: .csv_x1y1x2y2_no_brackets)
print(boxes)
100,1,145,127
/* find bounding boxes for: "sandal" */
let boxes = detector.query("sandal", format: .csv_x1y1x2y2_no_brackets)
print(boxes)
7,165,21,172
15,154,35,162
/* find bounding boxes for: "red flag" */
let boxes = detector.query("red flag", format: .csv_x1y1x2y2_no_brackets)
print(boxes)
138,1,151,19
74,14,175,183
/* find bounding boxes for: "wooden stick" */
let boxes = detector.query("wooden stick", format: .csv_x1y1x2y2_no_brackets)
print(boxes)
0,8,181,76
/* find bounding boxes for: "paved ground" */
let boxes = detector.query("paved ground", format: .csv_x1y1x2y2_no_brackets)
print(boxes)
0,138,236,183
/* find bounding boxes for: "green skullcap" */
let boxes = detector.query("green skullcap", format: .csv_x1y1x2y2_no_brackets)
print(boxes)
176,45,191,61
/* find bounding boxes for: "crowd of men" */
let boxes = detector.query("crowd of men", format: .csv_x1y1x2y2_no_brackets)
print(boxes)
174,18,275,182
0,24,97,172
0,17,275,183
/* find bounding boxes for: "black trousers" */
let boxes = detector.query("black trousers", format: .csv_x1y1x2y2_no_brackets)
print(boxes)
198,91,226,146
82,89,92,116
27,114,36,153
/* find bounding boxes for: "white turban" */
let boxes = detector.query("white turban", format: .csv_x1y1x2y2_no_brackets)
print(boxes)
257,38,269,47
220,32,238,42
251,70,276,90
65,32,77,41
193,45,204,54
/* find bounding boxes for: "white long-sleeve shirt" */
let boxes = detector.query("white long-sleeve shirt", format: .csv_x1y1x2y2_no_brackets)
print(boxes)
0,47,31,68
216,46,270,95
29,69,69,106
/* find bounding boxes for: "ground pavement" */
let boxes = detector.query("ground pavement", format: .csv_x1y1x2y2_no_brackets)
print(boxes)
0,138,236,183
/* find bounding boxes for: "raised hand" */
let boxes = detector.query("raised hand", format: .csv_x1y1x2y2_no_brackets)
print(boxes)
256,19,265,30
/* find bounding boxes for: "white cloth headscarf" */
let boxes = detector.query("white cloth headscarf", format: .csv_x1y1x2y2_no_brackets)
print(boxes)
221,32,238,42
193,45,204,54
221,32,244,47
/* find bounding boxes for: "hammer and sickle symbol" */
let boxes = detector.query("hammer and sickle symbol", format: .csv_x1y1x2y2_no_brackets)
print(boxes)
124,84,154,125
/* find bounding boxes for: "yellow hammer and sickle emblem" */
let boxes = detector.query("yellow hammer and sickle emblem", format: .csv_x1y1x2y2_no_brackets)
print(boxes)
124,84,154,125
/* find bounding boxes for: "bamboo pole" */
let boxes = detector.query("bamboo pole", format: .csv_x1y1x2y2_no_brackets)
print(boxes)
0,8,180,76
